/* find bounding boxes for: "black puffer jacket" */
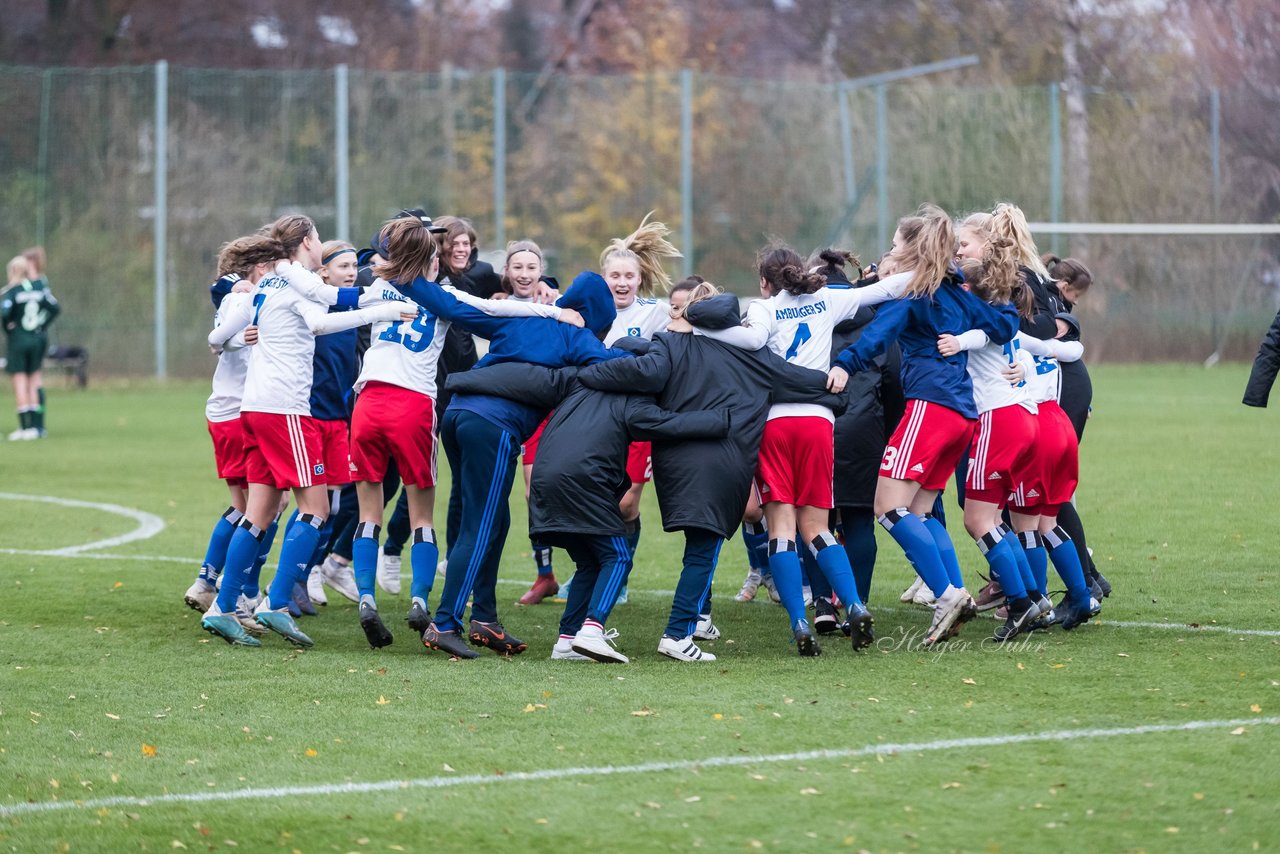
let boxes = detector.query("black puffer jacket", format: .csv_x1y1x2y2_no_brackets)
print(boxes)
576,294,845,538
447,362,729,539
1244,307,1280,408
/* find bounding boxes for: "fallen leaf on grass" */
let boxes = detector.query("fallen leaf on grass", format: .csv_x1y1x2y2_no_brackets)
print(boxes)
1250,704,1261,713
684,795,701,802
141,744,157,758
712,713,723,720
442,763,456,772
799,788,820,796
962,678,977,685
113,582,124,589
942,782,962,789
105,713,120,720
644,801,661,810
376,695,390,706
170,842,186,849
1116,653,1129,658
534,818,548,825
631,708,656,717
1230,727,1246,736
304,748,318,757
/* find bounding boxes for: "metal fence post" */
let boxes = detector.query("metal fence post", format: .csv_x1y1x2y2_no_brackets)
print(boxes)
1049,83,1063,257
875,84,889,254
37,69,52,247
335,64,349,242
838,84,856,207
154,60,168,380
493,68,506,250
680,69,693,277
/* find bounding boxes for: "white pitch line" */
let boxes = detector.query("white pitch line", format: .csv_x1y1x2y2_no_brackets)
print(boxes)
2,716,1276,818
1096,619,1280,638
0,493,166,556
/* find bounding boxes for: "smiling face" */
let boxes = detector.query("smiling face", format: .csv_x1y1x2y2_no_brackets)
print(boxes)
955,225,986,264
447,233,472,273
320,252,358,287
504,250,543,299
604,256,642,310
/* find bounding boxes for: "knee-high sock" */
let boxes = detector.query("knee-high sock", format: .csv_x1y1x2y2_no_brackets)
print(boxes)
767,538,807,626
922,513,964,589
531,540,554,577
410,527,438,604
741,520,768,573
838,508,877,603
246,514,281,599
1055,501,1096,578
200,507,244,583
811,532,862,608
352,521,381,600
1017,530,1049,597
215,520,266,613
266,514,324,610
1002,523,1040,596
976,529,1026,600
879,508,950,598
1042,526,1090,606
804,542,833,603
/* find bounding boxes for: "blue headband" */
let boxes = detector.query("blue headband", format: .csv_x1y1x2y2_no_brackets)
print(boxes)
322,247,356,265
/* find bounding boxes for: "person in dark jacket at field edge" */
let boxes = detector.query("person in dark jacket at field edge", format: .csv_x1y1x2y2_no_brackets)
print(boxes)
576,281,848,662
1243,305,1280,408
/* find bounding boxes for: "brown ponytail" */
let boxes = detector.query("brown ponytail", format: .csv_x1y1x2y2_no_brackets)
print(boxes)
377,216,440,285
218,235,288,277
758,245,826,296
1045,254,1093,295
264,214,316,258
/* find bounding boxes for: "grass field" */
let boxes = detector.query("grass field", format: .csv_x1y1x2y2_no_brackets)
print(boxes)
1,364,1278,853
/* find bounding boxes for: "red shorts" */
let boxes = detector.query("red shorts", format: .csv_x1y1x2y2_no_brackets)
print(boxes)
965,404,1039,506
240,411,327,490
349,381,438,489
1012,400,1078,514
522,415,552,466
315,418,352,486
755,416,835,508
206,418,247,488
626,441,653,484
881,400,976,492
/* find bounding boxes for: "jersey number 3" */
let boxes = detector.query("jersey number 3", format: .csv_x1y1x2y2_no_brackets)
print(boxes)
379,310,435,353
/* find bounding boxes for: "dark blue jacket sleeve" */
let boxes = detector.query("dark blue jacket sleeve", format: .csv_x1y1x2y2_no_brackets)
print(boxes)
832,299,912,374
562,327,636,366
962,294,1020,344
394,277,504,338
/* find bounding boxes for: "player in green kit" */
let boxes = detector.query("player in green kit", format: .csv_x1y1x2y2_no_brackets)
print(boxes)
2,252,60,440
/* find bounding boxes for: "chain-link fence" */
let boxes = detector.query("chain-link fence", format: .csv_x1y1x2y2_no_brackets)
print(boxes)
0,64,1275,377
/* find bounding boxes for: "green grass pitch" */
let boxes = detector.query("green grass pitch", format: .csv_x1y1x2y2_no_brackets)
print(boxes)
1,364,1277,852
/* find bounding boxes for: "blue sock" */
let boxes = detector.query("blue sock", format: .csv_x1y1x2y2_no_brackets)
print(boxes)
839,511,877,603
266,514,323,610
246,515,281,600
532,540,554,576
410,527,438,602
767,539,808,626
352,521,380,600
1043,526,1090,606
977,531,1026,600
305,516,335,574
804,543,833,603
215,521,266,613
742,521,768,573
1016,530,1049,598
200,507,243,583
879,508,951,597
812,533,862,607
1003,525,1040,596
922,513,964,589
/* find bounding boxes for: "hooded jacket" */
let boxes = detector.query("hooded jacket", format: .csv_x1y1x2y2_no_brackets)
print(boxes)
393,271,631,440
576,294,846,538
446,362,729,539
832,274,1019,420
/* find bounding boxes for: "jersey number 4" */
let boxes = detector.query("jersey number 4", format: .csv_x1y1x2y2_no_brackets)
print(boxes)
378,309,436,353
785,322,812,360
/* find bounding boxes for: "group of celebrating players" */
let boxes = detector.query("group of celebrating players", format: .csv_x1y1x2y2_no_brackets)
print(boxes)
183,200,1112,663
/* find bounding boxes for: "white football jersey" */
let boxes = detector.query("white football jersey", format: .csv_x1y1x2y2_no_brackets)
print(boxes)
748,276,905,422
965,336,1037,415
355,282,451,399
236,274,334,415
605,297,669,345
205,291,252,422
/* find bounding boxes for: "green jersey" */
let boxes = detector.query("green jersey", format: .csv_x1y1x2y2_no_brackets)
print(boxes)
1,277,60,340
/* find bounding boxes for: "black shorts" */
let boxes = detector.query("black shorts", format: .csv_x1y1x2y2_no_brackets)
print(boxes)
5,336,46,374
